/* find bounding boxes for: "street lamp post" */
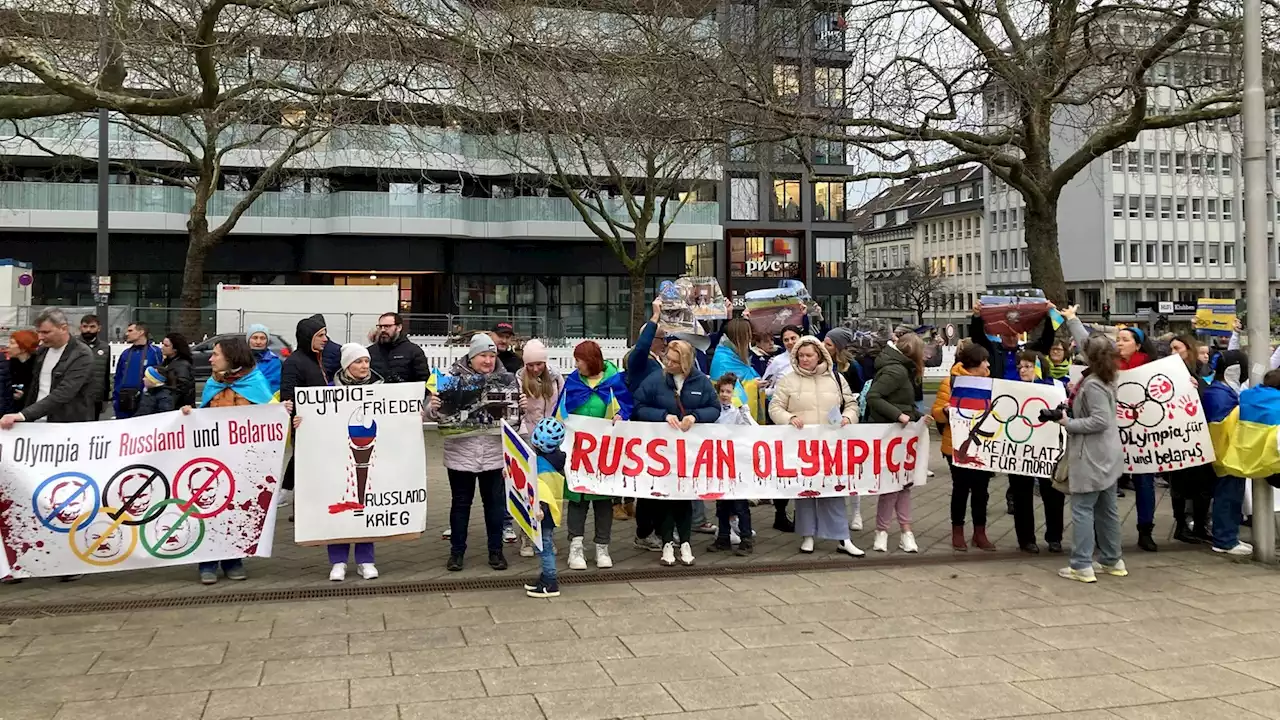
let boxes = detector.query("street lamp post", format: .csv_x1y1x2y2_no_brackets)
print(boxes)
1242,0,1274,562
95,0,111,333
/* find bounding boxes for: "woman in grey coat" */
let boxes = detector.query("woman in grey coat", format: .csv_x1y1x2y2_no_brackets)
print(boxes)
1055,310,1127,583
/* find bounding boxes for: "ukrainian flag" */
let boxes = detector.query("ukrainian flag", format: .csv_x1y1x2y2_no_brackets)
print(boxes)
535,455,565,526
1203,382,1239,476
1219,385,1280,479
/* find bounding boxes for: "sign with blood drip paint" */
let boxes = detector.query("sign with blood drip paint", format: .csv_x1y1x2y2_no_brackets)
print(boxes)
0,405,288,577
292,382,427,545
561,416,929,499
1114,355,1214,474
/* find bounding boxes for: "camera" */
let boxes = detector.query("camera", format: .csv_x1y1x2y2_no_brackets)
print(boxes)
1038,405,1066,423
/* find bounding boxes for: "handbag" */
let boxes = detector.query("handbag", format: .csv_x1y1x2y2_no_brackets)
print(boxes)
1051,435,1071,495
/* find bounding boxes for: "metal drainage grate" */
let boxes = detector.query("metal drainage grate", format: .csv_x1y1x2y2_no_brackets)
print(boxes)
0,544,1208,620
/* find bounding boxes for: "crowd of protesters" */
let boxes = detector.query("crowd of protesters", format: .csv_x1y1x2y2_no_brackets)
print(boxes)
0,294,1266,595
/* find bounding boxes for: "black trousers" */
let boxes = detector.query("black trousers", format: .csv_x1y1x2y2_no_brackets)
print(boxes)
283,457,295,491
656,500,693,544
635,497,659,539
948,458,993,527
1169,465,1216,531
1010,474,1065,545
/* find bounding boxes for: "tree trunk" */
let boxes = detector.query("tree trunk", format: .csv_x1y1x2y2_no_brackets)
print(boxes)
1024,200,1067,304
178,232,210,339
628,267,647,344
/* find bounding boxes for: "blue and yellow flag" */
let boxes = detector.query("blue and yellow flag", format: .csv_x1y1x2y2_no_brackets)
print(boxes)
535,455,565,526
1219,385,1280,478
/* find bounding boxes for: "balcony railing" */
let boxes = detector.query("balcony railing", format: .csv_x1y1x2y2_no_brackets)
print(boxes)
0,182,720,226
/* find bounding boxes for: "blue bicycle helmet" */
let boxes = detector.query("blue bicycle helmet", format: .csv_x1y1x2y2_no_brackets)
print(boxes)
531,417,566,453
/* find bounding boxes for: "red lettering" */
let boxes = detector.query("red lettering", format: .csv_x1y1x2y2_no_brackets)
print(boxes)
716,440,736,480
797,440,821,477
570,432,598,474
645,439,670,476
691,440,715,478
903,436,919,471
621,437,645,477
676,438,687,477
847,439,869,469
872,438,882,476
822,440,844,476
885,437,902,473
753,441,771,477
598,435,625,475
773,441,797,478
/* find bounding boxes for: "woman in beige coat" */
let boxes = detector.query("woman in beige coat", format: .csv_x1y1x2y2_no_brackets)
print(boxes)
768,336,864,557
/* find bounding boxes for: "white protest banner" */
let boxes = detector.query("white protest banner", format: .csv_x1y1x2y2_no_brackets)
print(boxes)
947,378,1067,479
293,382,428,545
502,421,541,551
562,416,928,499
1116,354,1213,473
0,405,288,578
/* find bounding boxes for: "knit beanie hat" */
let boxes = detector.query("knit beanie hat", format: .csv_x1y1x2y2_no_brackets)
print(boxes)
340,342,370,370
825,327,855,352
522,338,549,364
469,333,497,359
143,366,166,389
246,323,270,340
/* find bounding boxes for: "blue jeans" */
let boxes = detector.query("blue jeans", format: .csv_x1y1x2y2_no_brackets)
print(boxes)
1212,476,1247,549
537,518,557,583
1070,484,1124,570
1132,474,1155,526
198,559,243,575
691,500,707,526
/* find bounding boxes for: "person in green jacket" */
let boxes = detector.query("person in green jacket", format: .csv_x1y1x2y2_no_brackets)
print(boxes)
555,341,633,571
864,332,926,555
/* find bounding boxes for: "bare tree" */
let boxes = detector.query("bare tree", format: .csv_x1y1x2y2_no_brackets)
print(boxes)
0,0,418,121
883,261,954,325
707,0,1279,302
437,0,728,339
7,0,417,335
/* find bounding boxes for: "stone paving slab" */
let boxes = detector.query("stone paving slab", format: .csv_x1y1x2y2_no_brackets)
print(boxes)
1,430,1230,609
0,552,1278,719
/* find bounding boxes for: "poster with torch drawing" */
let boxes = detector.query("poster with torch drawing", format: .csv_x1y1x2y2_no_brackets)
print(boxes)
292,383,428,545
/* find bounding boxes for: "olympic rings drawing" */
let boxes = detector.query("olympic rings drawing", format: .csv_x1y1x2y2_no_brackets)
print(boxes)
955,393,1052,444
30,456,238,561
1116,374,1174,429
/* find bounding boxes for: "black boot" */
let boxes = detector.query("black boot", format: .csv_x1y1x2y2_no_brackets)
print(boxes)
773,505,794,533
1173,516,1198,545
488,551,508,570
1138,523,1158,552
1191,497,1213,543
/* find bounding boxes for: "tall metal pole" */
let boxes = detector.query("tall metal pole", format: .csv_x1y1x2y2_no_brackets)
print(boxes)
94,0,111,334
1242,0,1274,562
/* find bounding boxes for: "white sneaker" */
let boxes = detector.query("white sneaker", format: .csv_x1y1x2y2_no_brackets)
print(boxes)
595,543,613,569
837,539,865,557
1092,560,1129,577
441,528,452,539
679,542,695,566
503,526,518,544
873,530,889,552
1059,566,1098,583
899,531,919,553
660,542,676,566
357,563,378,580
927,470,936,477
278,489,293,507
849,514,863,532
568,537,587,570
1213,542,1254,556
519,537,535,558
329,563,346,582
729,516,740,538
800,536,815,553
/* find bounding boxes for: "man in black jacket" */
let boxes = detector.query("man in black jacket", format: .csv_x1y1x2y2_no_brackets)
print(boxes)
279,314,331,505
79,314,111,419
2,308,95,427
492,322,522,374
368,312,429,383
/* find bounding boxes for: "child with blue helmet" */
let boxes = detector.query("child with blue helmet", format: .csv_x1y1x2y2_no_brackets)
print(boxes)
526,418,567,598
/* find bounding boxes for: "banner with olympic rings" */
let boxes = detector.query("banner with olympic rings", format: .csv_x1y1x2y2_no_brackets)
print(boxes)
0,405,288,578
948,377,1068,478
1114,355,1214,473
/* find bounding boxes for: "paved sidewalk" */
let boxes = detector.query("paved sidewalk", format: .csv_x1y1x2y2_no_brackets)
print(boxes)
0,432,1207,608
2,552,1280,719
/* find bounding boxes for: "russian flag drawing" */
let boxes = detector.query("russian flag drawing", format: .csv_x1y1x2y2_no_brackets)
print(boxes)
950,376,993,413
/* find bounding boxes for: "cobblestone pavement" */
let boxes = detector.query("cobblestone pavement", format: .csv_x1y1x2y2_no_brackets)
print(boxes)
0,432,1222,608
3,552,1280,719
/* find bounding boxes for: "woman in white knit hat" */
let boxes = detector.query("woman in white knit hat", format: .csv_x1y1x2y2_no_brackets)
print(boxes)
294,342,384,582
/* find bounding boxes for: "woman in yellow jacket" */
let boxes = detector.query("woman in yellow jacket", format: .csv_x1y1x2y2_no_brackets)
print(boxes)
930,342,994,551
